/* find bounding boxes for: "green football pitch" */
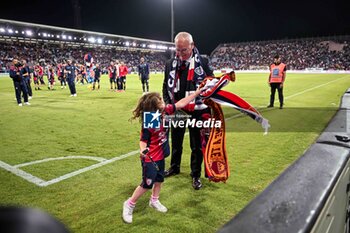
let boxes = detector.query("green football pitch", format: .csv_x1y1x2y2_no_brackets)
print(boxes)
0,72,349,232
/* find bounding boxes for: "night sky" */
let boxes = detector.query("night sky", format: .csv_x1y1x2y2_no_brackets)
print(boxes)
1,0,349,54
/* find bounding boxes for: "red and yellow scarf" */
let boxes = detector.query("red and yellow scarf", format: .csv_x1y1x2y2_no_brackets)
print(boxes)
200,73,270,182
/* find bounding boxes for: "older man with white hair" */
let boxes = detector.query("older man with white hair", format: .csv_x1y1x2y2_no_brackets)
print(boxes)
162,32,214,190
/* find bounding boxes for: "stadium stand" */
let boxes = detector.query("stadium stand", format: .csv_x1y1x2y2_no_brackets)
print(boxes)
211,36,350,71
0,19,174,73
0,40,168,73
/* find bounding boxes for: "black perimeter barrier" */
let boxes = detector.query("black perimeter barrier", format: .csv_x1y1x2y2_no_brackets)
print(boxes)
218,89,350,233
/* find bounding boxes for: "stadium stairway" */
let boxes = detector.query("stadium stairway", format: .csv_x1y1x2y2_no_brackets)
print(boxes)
218,89,350,233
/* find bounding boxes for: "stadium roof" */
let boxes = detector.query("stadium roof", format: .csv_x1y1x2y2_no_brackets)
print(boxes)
0,19,175,51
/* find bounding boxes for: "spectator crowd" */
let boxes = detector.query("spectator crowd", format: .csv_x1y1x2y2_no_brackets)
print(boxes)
210,37,350,70
0,40,168,73
1,36,350,73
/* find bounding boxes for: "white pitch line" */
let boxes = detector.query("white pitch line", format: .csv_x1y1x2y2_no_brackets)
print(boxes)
39,150,139,187
225,76,348,121
0,150,139,187
285,76,349,100
0,161,46,186
14,155,107,168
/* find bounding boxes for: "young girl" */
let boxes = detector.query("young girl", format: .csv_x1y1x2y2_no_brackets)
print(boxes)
122,88,203,224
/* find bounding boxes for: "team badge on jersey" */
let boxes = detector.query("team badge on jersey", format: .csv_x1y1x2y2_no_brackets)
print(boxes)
195,66,204,76
146,178,153,186
172,60,177,68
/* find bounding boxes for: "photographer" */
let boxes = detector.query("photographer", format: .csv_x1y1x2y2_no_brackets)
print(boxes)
9,59,30,106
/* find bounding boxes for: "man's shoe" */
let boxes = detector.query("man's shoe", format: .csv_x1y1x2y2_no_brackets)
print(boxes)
192,177,202,190
279,104,283,109
164,168,180,177
267,105,274,108
149,200,168,213
122,201,134,224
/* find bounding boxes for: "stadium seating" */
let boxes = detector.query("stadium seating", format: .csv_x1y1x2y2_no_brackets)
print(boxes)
1,36,350,73
211,36,350,70
0,40,167,73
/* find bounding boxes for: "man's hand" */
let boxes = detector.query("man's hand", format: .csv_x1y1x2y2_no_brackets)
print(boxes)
200,78,219,92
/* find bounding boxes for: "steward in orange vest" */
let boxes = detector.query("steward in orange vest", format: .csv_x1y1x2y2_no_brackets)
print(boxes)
267,54,286,109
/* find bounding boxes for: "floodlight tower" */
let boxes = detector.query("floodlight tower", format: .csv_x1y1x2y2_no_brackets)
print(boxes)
71,0,82,29
169,0,175,58
171,0,174,42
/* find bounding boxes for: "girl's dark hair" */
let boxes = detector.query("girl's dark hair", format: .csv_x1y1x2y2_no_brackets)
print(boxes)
131,92,161,122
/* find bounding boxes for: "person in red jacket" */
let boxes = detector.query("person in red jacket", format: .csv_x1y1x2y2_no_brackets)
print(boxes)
57,63,66,89
267,54,287,109
119,61,128,91
47,64,55,90
37,64,45,86
33,64,41,90
108,61,117,90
